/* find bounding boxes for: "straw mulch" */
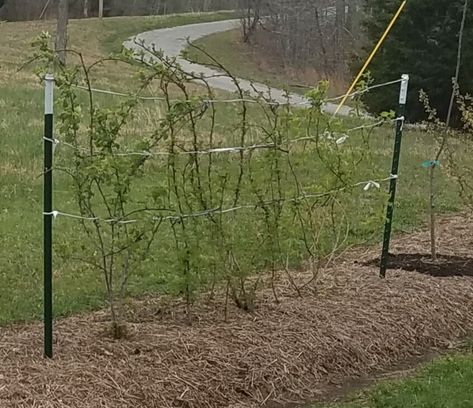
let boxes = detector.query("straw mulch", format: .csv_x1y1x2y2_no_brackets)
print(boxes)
2,215,473,408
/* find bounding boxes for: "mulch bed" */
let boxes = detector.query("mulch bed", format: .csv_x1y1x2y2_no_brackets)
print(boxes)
366,253,473,277
2,215,473,407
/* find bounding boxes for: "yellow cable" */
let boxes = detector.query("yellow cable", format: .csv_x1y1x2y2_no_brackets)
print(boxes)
334,0,407,116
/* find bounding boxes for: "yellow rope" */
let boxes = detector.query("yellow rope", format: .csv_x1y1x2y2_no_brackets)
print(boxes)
334,1,407,116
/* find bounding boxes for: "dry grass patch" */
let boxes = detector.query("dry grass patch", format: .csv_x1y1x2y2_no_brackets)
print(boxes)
0,12,236,88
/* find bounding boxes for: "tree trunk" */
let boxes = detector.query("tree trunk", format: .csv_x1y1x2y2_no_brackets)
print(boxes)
241,0,261,44
83,0,89,17
346,0,359,35
335,0,345,44
335,0,346,69
315,6,330,78
98,0,104,19
39,0,53,19
56,0,69,65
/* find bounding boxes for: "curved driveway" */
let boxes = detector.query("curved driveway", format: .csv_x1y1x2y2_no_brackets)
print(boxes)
124,19,351,115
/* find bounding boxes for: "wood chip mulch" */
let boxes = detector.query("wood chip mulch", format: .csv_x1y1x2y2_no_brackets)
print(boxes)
2,215,473,408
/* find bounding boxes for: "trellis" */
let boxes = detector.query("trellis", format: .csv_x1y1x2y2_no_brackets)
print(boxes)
39,40,407,357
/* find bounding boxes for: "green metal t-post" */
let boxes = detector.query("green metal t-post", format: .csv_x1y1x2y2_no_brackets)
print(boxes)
380,74,409,278
44,74,54,358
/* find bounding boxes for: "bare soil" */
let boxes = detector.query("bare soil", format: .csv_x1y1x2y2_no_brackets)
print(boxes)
2,215,473,408
365,253,473,277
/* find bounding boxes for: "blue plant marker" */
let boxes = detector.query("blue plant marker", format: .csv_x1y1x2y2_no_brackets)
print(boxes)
422,160,440,168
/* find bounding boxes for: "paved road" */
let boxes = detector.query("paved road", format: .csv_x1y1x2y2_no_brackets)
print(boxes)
124,19,351,115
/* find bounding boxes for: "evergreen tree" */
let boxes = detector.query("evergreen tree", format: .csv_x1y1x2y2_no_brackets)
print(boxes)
361,0,473,123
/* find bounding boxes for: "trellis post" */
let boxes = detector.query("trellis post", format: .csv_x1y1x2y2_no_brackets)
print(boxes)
44,73,55,358
380,74,409,278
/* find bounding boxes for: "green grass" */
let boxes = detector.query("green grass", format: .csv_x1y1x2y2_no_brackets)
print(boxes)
0,12,466,326
0,83,462,325
319,350,473,408
0,11,237,323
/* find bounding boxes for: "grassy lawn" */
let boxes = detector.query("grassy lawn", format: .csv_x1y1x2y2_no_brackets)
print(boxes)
319,349,473,408
185,28,348,97
0,12,466,327
0,11,236,87
185,29,289,87
0,11,235,323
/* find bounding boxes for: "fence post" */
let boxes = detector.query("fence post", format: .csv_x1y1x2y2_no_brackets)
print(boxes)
379,74,409,278
44,73,54,358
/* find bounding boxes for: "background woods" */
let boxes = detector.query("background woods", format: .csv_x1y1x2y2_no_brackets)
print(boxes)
238,0,362,81
237,0,473,123
0,0,235,20
361,0,473,123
